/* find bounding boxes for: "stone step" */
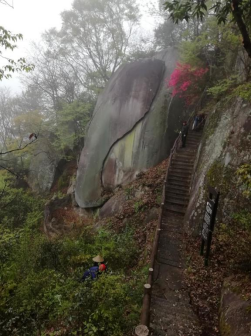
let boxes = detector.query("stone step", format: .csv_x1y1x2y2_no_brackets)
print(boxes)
169,167,193,174
170,162,194,169
165,198,188,207
165,192,189,202
172,158,195,165
186,140,199,145
188,131,202,136
176,149,197,155
187,135,202,140
168,170,192,177
165,184,190,197
165,204,187,215
161,220,183,228
186,144,199,148
168,176,191,185
166,184,189,194
174,154,195,161
161,217,183,225
163,209,184,218
169,168,193,175
187,136,201,140
167,179,191,187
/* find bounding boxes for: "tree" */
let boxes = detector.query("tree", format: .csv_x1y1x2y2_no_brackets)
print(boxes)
24,39,80,113
0,26,34,80
163,0,251,58
167,62,208,105
0,1,34,80
59,0,140,86
0,88,40,177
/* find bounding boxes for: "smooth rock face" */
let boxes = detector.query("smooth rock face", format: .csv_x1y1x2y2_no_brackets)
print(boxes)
75,48,185,208
28,136,59,193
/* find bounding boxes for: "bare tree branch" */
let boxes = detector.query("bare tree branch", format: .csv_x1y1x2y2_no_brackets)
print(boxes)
0,0,13,8
0,164,19,177
0,137,38,155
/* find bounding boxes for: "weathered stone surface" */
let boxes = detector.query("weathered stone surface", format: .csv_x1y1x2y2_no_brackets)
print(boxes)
219,277,250,336
185,98,251,234
75,58,165,208
102,49,185,191
99,191,127,218
75,48,187,208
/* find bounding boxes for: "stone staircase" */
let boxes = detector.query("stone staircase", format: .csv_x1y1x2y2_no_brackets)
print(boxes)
149,131,202,336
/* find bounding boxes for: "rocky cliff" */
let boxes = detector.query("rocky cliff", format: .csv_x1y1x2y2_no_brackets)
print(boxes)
185,97,250,232
184,97,251,336
75,48,187,208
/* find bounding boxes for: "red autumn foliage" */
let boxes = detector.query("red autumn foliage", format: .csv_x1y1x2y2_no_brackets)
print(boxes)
166,63,208,105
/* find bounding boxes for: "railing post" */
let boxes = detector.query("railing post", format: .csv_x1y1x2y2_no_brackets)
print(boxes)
147,267,154,284
135,325,149,336
140,284,151,327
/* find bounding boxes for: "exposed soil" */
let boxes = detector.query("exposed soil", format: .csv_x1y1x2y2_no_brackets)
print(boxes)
184,227,251,336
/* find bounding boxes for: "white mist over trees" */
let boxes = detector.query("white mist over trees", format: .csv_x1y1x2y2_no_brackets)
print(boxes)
0,0,152,175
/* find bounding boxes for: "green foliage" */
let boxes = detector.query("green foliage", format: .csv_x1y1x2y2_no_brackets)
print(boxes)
0,179,144,335
206,160,234,195
206,71,250,104
233,82,251,101
0,26,34,80
134,200,143,213
163,0,251,57
167,10,250,105
0,175,44,230
236,164,251,198
55,100,93,152
232,211,250,230
207,75,239,100
57,172,69,190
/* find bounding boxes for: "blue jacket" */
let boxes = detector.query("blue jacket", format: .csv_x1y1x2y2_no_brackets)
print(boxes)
81,266,99,281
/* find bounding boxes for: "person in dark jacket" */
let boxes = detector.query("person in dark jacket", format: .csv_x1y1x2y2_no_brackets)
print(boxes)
80,255,105,282
181,121,189,147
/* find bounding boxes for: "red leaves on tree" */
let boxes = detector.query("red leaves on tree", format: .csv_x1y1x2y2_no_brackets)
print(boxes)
166,63,208,106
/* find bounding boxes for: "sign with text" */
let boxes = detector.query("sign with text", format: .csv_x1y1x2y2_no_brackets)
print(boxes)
202,199,214,241
200,186,220,266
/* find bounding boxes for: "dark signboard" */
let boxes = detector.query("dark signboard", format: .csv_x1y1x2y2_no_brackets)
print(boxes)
200,186,220,266
202,199,214,241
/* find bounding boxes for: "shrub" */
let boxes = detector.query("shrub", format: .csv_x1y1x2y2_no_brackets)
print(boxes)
167,62,208,105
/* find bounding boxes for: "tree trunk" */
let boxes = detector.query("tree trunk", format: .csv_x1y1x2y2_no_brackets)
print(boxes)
232,0,251,58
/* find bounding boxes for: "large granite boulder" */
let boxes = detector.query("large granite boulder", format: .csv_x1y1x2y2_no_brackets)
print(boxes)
75,48,186,208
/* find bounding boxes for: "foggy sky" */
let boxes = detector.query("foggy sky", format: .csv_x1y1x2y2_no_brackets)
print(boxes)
0,0,157,94
0,0,73,93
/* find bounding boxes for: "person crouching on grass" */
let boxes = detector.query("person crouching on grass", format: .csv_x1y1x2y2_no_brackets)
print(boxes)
80,255,106,282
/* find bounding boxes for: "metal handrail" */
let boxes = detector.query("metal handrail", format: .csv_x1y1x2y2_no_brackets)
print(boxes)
134,114,196,336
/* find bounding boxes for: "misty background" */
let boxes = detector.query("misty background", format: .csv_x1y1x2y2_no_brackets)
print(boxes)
0,0,159,93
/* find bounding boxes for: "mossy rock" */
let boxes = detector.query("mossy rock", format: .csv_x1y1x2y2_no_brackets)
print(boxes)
219,278,251,336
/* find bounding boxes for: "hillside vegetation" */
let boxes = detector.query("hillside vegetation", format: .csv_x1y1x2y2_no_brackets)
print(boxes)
0,0,250,335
